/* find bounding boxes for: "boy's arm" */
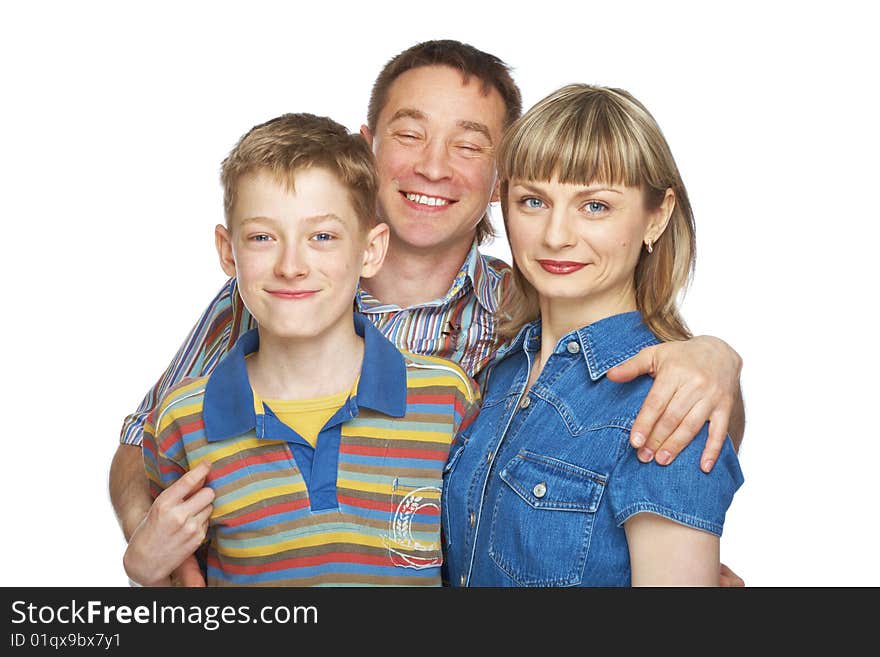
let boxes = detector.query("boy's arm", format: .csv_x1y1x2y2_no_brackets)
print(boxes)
110,278,246,536
606,334,744,473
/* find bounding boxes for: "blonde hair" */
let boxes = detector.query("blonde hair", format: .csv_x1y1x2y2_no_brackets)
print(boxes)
221,113,378,229
496,84,696,342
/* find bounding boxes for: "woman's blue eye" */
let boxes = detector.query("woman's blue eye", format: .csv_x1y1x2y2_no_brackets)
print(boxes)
585,201,607,213
523,197,544,209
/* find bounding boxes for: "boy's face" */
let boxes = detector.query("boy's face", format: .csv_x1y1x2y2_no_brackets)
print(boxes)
215,167,388,342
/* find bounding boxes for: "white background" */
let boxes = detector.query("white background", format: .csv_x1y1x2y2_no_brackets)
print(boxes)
1,1,877,587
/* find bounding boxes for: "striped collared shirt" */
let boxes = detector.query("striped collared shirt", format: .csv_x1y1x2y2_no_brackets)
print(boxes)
143,315,479,586
122,241,510,446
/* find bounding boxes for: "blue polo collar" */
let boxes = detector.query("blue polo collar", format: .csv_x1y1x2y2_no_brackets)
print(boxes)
505,311,660,382
203,313,407,441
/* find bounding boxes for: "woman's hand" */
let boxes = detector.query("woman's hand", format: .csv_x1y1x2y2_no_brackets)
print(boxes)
607,335,744,472
123,461,215,587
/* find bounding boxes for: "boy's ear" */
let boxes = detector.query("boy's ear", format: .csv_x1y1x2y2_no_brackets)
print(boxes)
215,224,237,278
359,124,374,149
359,222,390,280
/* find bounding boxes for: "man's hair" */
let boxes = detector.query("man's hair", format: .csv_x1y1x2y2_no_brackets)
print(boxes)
221,113,378,228
496,84,697,343
367,40,523,244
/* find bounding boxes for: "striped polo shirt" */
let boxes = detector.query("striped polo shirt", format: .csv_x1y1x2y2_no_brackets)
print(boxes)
143,314,480,586
122,241,510,447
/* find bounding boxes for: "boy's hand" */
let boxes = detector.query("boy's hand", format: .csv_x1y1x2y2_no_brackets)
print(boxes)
123,461,215,587
606,335,742,473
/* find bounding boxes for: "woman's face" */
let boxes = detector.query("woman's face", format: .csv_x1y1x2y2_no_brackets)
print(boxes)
506,178,672,320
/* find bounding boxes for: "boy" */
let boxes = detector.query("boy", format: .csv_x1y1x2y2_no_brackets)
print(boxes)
123,113,479,586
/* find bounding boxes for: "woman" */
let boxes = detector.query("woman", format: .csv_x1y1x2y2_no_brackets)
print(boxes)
442,84,743,586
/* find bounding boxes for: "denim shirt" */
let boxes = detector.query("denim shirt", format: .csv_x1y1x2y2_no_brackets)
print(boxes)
442,311,744,587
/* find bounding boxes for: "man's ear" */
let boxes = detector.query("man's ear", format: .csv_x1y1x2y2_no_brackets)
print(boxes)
359,222,390,279
646,188,676,244
360,124,373,149
215,224,237,278
490,176,501,204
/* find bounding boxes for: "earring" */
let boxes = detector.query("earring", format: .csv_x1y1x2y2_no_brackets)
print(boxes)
645,239,653,254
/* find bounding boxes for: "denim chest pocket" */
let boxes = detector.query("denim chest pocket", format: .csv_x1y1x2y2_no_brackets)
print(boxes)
489,450,606,586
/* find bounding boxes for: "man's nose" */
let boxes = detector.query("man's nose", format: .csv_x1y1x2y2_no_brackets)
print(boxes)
413,138,453,181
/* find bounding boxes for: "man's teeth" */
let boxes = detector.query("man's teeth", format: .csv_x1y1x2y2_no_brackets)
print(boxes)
405,193,450,207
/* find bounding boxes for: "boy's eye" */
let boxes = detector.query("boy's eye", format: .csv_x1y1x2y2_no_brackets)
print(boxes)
250,233,272,242
311,232,335,242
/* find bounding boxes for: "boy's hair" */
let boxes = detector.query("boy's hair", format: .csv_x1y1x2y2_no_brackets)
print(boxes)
367,40,523,244
221,113,378,228
496,84,697,343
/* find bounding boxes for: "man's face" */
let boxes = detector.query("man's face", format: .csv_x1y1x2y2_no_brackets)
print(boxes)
364,65,507,255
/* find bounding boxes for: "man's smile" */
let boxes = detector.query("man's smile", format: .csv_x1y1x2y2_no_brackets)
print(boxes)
401,191,455,208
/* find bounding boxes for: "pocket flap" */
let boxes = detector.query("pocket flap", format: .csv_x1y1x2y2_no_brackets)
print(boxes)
499,450,606,512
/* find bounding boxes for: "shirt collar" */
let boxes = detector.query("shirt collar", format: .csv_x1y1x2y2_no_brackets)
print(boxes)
503,311,660,381
355,240,497,313
203,313,407,441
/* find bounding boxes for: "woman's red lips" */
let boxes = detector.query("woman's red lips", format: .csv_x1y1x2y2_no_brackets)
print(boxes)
537,260,586,274
268,289,318,299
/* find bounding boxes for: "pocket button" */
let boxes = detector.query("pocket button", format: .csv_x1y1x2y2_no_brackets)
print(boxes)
532,481,547,498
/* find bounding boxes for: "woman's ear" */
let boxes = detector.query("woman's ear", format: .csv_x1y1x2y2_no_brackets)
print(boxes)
359,222,390,279
645,188,676,244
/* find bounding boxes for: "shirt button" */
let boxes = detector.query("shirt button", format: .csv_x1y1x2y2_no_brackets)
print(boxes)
469,512,476,527
520,396,531,409
566,341,580,354
533,482,547,498
460,575,466,586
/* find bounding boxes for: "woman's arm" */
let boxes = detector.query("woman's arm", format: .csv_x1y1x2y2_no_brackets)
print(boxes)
625,512,720,586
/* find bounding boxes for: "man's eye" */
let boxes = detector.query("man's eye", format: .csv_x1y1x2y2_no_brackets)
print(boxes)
395,132,420,141
312,232,334,242
250,234,272,242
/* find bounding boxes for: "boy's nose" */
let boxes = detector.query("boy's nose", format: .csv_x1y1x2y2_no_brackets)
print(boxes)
275,242,309,279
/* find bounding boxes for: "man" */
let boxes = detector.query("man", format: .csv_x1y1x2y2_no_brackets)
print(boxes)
111,40,745,586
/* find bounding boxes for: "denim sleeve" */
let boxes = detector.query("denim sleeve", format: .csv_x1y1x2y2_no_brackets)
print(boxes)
119,278,250,446
608,425,744,537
